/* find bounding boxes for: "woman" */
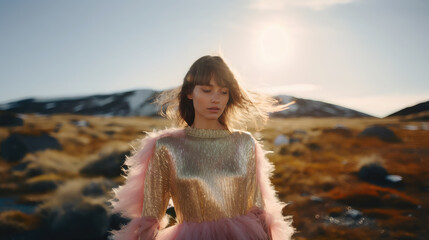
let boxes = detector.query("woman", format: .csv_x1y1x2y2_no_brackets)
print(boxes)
110,55,295,240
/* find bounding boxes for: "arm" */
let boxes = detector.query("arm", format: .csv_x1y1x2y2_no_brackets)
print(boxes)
252,137,294,240
110,129,182,240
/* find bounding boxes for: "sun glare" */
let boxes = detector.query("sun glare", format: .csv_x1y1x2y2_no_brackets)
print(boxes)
259,25,293,66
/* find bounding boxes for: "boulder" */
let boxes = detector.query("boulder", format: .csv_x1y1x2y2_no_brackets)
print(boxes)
82,179,117,197
0,135,27,162
358,126,401,142
80,150,129,178
0,111,24,127
37,179,113,240
358,163,389,185
44,202,109,240
0,133,62,162
22,180,61,193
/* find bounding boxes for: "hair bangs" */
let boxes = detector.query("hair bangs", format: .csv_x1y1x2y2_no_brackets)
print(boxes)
193,63,229,89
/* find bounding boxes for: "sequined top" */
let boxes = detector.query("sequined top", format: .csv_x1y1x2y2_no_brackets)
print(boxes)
142,127,263,223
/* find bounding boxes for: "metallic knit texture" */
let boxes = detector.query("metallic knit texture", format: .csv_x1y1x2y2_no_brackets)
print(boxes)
142,127,263,223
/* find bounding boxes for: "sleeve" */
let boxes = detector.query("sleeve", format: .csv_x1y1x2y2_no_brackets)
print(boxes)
252,136,295,240
109,134,171,240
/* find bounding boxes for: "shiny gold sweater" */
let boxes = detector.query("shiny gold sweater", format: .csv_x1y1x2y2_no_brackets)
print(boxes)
112,127,293,240
142,127,263,223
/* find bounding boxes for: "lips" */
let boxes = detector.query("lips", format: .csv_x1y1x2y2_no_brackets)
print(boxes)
208,107,220,112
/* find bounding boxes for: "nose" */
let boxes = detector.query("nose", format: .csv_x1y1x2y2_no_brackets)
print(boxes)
211,93,220,103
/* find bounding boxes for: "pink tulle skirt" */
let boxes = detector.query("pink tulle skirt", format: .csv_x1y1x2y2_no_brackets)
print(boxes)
157,207,270,240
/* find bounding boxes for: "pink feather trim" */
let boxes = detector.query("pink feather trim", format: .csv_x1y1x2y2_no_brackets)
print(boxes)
110,128,184,218
253,137,295,240
111,216,159,240
109,128,184,239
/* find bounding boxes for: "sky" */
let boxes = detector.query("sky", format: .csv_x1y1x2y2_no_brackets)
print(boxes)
0,0,428,118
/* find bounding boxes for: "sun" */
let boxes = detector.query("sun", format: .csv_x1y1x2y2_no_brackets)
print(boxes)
259,25,293,66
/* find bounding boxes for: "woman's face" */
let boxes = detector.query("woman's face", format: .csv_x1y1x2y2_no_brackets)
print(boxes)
187,78,229,127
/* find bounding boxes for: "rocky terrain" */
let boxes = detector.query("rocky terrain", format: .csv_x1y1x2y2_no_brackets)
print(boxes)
0,113,428,239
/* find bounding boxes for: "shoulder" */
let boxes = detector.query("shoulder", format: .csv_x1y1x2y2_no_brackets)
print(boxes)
133,128,185,150
153,127,186,147
231,129,255,140
230,129,256,148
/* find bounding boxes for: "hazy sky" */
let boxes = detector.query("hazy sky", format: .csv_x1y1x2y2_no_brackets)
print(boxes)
1,0,428,117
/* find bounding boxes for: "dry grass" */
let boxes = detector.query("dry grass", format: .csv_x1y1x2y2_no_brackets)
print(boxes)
0,114,428,239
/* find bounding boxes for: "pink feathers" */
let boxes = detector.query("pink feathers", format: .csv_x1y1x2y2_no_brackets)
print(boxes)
110,128,184,240
253,137,295,240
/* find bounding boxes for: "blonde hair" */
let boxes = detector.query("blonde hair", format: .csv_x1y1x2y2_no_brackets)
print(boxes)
155,55,294,131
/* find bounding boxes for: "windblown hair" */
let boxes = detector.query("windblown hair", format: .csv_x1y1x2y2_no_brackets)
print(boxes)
155,55,293,131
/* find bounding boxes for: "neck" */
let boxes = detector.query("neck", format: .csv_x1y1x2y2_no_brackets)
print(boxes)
191,120,226,130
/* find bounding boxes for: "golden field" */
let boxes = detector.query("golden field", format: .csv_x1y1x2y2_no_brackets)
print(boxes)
0,114,428,239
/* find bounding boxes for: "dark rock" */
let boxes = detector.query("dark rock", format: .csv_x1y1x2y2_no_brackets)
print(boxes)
0,135,27,162
358,163,403,188
48,202,109,240
24,167,45,178
358,163,388,183
10,161,30,172
0,111,24,127
82,182,104,197
0,197,37,214
35,179,118,240
104,130,115,136
358,163,389,185
321,182,335,192
0,133,62,162
292,150,302,157
22,180,61,193
80,150,129,178
1,228,46,240
108,212,129,232
358,126,401,142
278,146,288,155
306,143,322,151
82,179,117,197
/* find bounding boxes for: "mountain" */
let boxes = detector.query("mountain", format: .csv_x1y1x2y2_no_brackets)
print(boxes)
0,89,160,117
387,100,429,117
274,95,373,117
0,89,374,118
